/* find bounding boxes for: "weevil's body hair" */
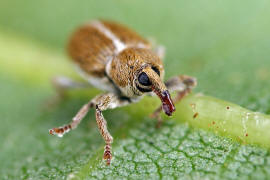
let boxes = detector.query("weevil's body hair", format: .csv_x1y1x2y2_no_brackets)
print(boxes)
68,20,155,99
50,20,197,165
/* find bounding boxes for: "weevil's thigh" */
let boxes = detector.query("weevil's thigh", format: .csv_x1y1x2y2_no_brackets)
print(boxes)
91,93,131,111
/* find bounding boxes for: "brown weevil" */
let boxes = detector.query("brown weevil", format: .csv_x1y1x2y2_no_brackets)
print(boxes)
49,20,197,165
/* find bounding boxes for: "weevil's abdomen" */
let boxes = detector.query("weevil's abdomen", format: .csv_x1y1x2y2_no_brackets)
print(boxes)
68,20,151,78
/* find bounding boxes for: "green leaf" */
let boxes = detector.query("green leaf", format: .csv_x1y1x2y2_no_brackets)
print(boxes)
1,0,270,179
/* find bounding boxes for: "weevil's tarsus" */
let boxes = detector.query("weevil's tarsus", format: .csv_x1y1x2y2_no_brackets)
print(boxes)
49,124,71,137
49,102,92,137
104,144,112,165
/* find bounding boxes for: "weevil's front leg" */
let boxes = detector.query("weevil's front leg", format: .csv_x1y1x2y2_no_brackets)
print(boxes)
49,101,93,137
49,93,130,165
92,93,130,165
165,75,197,103
151,75,197,127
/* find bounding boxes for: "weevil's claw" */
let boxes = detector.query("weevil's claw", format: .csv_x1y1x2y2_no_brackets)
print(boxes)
49,124,71,137
103,144,112,165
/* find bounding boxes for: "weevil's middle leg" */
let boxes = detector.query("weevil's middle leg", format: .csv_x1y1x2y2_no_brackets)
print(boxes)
151,75,197,127
44,76,91,109
52,76,91,97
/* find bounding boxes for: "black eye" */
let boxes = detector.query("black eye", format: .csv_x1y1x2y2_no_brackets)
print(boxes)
151,66,160,76
138,72,151,86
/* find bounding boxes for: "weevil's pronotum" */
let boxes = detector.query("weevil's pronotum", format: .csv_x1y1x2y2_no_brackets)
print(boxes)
49,20,197,165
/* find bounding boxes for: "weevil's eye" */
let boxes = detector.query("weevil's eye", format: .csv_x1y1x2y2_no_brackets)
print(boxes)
151,66,160,76
138,72,151,86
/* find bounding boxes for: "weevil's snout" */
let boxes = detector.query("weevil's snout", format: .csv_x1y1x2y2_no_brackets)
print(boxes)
152,87,175,116
143,67,175,116
137,66,175,116
160,90,175,116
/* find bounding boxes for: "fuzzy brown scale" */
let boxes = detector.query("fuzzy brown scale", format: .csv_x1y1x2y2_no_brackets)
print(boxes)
49,20,197,165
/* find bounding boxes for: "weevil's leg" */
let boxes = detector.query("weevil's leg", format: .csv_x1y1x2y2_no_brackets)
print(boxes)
92,93,130,165
166,75,197,103
154,45,166,60
50,92,130,164
49,101,93,137
44,76,91,109
151,75,197,127
147,37,166,59
52,76,91,97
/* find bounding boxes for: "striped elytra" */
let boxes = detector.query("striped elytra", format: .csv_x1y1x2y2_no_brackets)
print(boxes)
67,20,165,97
68,20,151,78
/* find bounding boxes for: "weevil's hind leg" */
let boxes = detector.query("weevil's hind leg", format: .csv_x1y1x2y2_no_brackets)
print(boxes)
49,101,94,137
92,93,130,165
151,75,197,127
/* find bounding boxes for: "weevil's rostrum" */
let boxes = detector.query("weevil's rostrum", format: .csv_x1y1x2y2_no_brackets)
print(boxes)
49,20,197,165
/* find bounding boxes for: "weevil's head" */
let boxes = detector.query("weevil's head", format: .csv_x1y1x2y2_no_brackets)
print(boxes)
107,47,175,116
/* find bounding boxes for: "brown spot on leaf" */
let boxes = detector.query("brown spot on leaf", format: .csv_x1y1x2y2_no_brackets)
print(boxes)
193,112,199,119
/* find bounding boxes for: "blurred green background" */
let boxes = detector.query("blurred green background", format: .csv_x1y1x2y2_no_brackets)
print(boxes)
1,0,270,179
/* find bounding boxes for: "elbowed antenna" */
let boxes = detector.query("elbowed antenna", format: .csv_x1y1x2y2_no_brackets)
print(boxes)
142,67,176,116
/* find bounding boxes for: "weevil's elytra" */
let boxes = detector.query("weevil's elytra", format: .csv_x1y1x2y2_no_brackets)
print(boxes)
49,20,197,165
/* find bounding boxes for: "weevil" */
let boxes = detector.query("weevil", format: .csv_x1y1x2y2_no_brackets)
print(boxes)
49,20,197,165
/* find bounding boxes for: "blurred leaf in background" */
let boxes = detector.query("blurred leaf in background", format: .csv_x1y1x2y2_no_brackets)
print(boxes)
0,0,270,179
